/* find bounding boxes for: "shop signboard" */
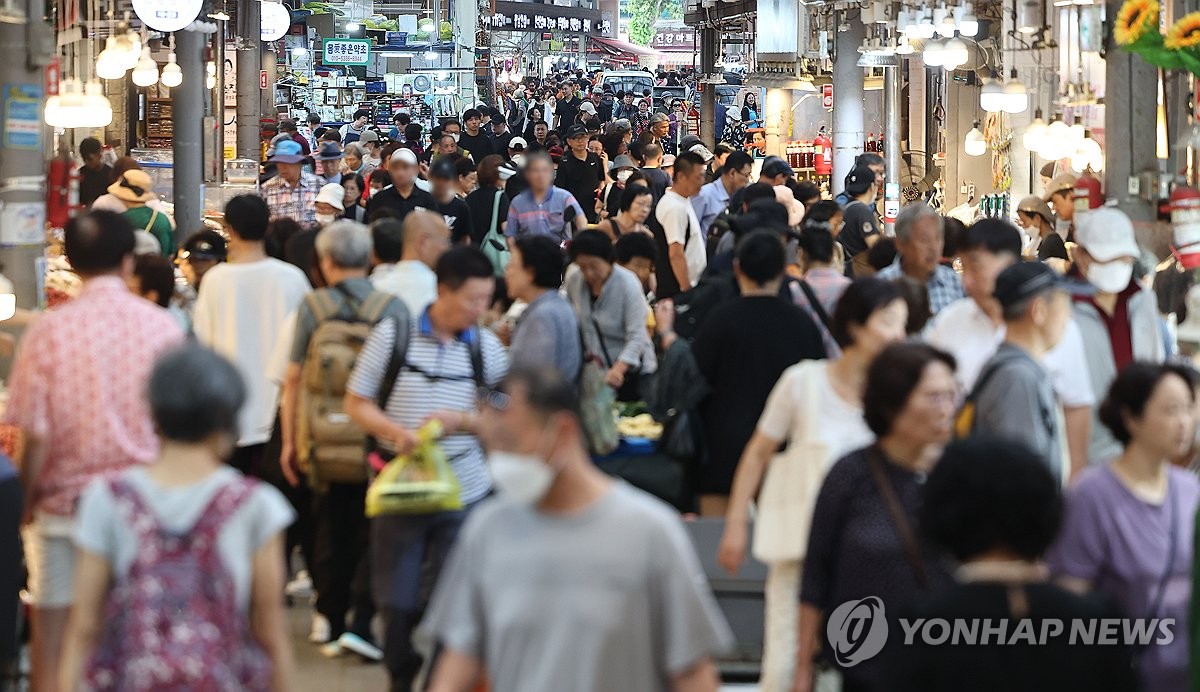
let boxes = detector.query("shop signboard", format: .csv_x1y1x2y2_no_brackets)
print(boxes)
651,29,696,50
483,1,608,35
132,0,202,32
385,31,408,46
2,84,41,151
323,38,371,66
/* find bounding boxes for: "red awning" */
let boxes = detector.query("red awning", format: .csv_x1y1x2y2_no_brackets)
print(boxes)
587,36,664,59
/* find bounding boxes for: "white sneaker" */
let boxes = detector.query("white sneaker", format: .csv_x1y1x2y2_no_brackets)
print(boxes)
308,614,331,644
286,570,314,599
338,632,384,662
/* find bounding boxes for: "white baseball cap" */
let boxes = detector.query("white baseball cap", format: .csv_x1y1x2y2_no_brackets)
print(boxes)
1075,207,1140,262
580,102,597,115
316,183,345,211
391,148,418,166
509,136,528,151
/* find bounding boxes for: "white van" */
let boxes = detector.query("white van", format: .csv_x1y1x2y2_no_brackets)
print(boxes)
598,70,655,98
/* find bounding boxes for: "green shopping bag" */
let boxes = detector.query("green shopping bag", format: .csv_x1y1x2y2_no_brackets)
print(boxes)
366,421,463,517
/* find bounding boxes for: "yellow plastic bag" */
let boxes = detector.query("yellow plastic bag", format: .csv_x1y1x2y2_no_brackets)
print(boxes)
366,421,463,517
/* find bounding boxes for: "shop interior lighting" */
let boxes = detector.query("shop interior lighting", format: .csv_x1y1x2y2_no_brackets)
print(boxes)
896,36,915,54
131,47,160,87
45,78,112,128
83,80,113,125
1002,69,1029,113
0,274,16,322
1072,130,1104,171
957,3,978,36
980,75,1005,112
95,37,127,80
1041,114,1072,159
160,51,183,88
208,10,230,20
922,39,945,67
1022,109,1047,151
900,8,918,35
915,9,937,38
964,120,987,156
1017,0,1044,33
113,28,142,71
1067,115,1085,145
934,5,956,37
941,37,969,70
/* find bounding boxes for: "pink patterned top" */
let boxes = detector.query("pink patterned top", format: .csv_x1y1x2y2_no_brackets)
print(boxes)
4,276,185,516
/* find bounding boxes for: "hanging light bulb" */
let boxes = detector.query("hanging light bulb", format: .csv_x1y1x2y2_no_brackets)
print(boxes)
1001,69,1028,114
916,8,937,38
896,36,915,55
82,80,113,127
160,52,182,88
498,68,510,82
1041,114,1072,159
900,8,919,35
1071,131,1104,172
964,120,987,156
45,79,83,127
95,38,126,80
922,39,945,67
1067,115,1086,147
957,3,978,36
941,37,969,70
131,48,159,87
980,77,1006,112
113,29,141,71
1017,0,1044,34
1023,109,1047,152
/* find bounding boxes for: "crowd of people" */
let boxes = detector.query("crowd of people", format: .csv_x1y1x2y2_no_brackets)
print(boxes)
11,66,1200,692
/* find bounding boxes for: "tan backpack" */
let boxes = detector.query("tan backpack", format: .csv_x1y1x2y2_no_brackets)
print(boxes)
296,287,397,486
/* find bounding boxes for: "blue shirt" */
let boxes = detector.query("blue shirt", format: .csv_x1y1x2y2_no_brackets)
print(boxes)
876,257,965,316
506,186,585,242
691,179,734,235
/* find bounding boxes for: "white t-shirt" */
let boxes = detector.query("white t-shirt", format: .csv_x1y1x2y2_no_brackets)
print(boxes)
757,361,875,468
193,258,310,446
655,189,706,288
926,297,1095,408
371,261,436,317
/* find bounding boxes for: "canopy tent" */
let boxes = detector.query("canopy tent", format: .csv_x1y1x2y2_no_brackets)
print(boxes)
586,36,664,66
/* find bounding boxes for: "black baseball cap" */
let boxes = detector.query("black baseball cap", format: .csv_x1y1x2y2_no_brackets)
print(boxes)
760,156,793,180
430,157,458,180
566,124,589,139
845,164,877,197
993,260,1090,312
181,230,227,261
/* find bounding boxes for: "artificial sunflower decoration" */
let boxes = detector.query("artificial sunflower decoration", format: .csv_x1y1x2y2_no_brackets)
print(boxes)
1115,0,1160,47
1166,11,1200,49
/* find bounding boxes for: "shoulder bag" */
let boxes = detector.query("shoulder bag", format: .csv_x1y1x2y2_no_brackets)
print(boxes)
752,360,832,564
866,446,928,589
480,189,509,277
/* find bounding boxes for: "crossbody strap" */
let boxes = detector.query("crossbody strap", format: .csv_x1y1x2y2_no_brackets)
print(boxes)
798,280,832,331
489,188,502,237
143,207,160,232
1146,479,1180,621
867,446,928,589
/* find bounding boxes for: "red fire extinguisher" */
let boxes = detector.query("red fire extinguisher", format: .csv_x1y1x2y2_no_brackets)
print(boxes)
46,150,77,229
813,127,832,176
1073,169,1104,213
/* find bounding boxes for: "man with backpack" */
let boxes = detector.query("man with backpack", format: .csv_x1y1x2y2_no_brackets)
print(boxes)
279,221,409,660
345,246,509,692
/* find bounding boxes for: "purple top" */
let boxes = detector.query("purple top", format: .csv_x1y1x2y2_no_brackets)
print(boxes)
1045,465,1199,692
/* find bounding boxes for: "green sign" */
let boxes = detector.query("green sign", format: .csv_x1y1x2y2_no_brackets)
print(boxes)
323,38,371,66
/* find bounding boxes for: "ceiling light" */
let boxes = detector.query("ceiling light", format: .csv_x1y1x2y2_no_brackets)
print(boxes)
112,30,141,71
1002,70,1028,113
1072,131,1104,171
916,9,936,38
160,52,182,88
206,60,217,89
1023,109,1047,152
1017,0,1044,32
964,120,987,156
131,47,159,87
1041,115,1072,159
896,36,915,54
95,37,127,80
922,39,945,67
941,37,969,70
980,77,1005,112
83,80,113,126
957,3,978,36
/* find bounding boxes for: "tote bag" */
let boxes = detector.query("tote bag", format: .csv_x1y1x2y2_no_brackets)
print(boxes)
752,360,831,564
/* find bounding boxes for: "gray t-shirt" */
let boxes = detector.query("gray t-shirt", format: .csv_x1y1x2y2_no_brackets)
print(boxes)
510,290,582,381
75,467,295,611
971,342,1063,480
420,482,733,691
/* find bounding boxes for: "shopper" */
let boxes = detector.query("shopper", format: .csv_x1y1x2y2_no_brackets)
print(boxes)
490,111,514,155
278,221,404,661
339,108,371,144
367,148,437,222
631,97,652,138
421,366,732,692
106,169,174,256
886,436,1138,692
78,137,113,208
1047,363,1200,691
505,151,586,243
638,143,672,200
428,158,474,245
314,183,345,227
877,203,964,315
1044,173,1078,239
1016,195,1068,262
178,229,226,293
564,230,655,400
792,219,852,356
614,91,637,121
689,231,826,515
359,130,383,170
370,210,450,317
453,158,476,199
691,150,753,237
557,124,606,224
59,344,295,692
927,219,1095,475
314,142,345,185
795,342,959,692
464,155,509,248
344,247,509,692
654,150,707,297
596,184,654,240
342,143,369,178
5,211,184,692
261,140,321,225
718,277,906,692
615,231,657,295
505,235,581,380
837,164,881,276
193,195,311,475
342,173,367,223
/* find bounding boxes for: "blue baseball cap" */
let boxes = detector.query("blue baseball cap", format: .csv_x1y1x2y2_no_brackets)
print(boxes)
269,139,306,164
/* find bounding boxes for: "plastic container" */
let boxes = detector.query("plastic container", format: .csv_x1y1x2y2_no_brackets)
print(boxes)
225,159,259,185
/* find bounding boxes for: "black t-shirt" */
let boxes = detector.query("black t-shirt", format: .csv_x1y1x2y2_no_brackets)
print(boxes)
80,164,113,207
640,167,671,202
1037,232,1069,262
690,295,826,494
556,97,581,133
597,98,614,123
458,131,493,161
365,184,437,221
840,200,881,265
465,187,510,247
555,152,604,223
435,195,474,244
491,129,514,155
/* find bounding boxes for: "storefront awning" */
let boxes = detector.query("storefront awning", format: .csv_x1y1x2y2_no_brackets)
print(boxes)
586,36,664,62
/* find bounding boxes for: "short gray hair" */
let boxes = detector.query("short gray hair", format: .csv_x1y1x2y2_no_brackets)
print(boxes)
895,202,944,242
315,220,372,269
343,142,364,159
149,343,246,442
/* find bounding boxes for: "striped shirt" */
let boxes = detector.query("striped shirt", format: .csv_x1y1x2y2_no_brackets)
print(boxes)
506,187,584,242
347,312,509,504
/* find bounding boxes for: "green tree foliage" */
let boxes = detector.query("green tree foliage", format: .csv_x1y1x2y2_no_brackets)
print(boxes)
627,0,667,45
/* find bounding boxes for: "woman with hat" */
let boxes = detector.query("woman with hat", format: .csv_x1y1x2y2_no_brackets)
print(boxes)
109,169,174,256
600,154,639,220
1017,195,1069,263
721,106,746,149
313,142,344,185
314,183,345,227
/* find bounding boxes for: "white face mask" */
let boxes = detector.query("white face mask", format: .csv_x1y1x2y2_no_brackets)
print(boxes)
489,451,556,505
616,170,632,183
1086,260,1134,293
315,212,336,225
369,188,380,198
450,132,460,143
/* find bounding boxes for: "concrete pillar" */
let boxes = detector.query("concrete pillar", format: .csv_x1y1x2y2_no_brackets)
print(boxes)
236,0,262,160
1104,0,1157,197
260,46,277,122
699,25,717,146
173,28,206,238
883,65,900,232
764,87,788,157
832,18,865,195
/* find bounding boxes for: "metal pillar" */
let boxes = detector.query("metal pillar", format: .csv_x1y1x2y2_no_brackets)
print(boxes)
883,64,901,233
831,17,865,195
236,0,262,160
173,28,205,238
699,24,717,146
0,10,53,310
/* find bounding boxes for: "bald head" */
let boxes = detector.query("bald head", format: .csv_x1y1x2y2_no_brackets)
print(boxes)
402,209,452,268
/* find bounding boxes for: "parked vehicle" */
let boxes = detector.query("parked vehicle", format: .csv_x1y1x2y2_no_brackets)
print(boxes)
599,70,655,99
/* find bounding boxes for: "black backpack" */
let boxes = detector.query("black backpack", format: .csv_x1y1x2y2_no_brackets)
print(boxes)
671,271,738,341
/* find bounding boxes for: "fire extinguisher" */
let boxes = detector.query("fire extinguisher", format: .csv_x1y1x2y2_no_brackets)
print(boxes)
813,126,833,176
1073,169,1104,213
1170,185,1200,269
46,149,77,229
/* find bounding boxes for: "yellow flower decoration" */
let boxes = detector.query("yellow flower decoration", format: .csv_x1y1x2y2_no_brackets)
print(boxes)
1115,0,1159,46
1166,11,1200,49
